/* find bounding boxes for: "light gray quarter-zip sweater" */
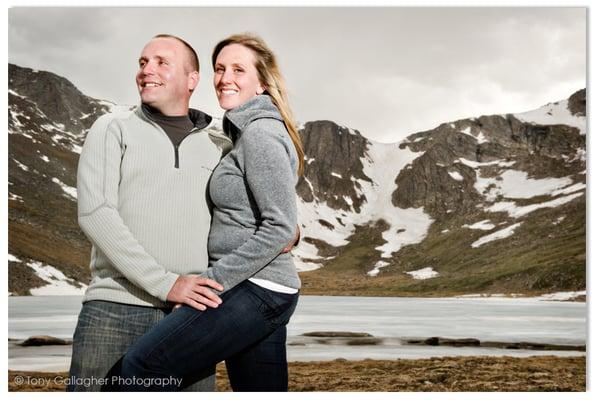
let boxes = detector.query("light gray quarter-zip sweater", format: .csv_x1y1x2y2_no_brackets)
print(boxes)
77,106,231,307
204,95,301,293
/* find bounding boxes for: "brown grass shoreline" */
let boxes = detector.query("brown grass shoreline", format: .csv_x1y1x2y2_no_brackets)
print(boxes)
9,355,585,392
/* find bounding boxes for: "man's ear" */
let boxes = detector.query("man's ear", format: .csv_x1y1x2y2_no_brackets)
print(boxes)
189,71,200,93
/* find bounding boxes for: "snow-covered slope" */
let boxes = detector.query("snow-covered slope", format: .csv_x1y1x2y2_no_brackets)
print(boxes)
293,136,433,272
515,99,586,135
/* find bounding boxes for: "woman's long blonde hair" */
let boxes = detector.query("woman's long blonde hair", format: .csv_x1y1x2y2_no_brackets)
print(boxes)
212,33,305,175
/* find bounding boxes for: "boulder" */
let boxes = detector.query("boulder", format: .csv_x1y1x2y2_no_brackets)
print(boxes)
302,331,373,338
346,337,384,346
21,335,72,346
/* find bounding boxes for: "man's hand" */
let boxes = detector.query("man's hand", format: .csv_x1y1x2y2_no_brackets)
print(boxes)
282,226,301,253
166,275,224,311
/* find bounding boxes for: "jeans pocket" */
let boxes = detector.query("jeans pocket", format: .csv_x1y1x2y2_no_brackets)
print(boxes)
245,282,299,329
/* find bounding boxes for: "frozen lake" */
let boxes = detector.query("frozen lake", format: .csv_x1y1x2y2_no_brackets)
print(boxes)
8,295,586,371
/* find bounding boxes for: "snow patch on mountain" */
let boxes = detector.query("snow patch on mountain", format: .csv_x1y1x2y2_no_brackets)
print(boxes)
297,200,354,248
463,220,495,230
476,170,573,201
459,127,489,144
8,89,26,98
292,240,326,271
550,183,586,196
462,152,585,220
9,193,23,202
293,140,433,270
455,158,516,169
487,192,584,218
8,254,22,262
515,99,586,135
294,199,354,270
574,148,586,162
26,260,87,295
361,141,433,258
406,267,439,280
367,261,390,277
471,223,523,248
47,128,83,154
475,131,488,144
98,100,135,115
448,171,464,181
13,159,29,172
51,177,77,199
9,110,26,129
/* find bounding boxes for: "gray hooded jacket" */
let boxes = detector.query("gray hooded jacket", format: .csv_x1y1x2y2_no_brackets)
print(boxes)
203,95,301,293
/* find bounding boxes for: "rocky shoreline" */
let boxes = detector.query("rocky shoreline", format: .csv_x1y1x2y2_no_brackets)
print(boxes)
14,332,586,352
9,331,585,392
289,331,586,351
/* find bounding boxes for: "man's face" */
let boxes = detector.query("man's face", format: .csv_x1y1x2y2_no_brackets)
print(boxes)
136,37,198,115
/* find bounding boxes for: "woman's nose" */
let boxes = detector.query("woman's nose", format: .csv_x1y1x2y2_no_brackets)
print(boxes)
221,69,233,83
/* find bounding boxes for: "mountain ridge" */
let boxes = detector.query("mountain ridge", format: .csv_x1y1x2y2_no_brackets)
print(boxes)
8,63,586,297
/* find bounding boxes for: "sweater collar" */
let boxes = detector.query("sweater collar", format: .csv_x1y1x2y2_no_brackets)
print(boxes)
138,103,212,131
223,95,283,134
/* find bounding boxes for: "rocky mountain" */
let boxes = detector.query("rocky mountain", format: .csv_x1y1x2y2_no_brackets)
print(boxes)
7,63,587,296
8,64,130,295
296,90,586,296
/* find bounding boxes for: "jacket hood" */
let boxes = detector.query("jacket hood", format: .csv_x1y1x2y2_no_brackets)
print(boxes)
188,108,213,130
223,95,283,135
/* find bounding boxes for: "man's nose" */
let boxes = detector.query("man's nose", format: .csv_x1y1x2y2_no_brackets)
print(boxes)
141,60,156,75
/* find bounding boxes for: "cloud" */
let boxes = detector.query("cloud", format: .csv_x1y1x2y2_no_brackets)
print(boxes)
8,7,586,143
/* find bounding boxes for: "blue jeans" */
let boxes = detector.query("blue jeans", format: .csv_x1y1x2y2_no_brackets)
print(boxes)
68,300,215,391
103,280,299,391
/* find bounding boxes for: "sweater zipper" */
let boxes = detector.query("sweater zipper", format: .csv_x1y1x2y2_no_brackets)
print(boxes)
173,129,196,169
174,143,180,168
140,110,199,169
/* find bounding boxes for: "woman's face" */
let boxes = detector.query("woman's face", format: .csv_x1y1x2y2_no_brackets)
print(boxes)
214,43,265,110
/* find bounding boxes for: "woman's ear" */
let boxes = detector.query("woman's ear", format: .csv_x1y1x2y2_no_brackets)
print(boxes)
256,83,266,95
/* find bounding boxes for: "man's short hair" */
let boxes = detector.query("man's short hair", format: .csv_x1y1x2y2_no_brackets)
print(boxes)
153,34,200,73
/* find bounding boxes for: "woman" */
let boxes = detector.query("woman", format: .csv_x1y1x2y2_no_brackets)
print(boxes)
104,33,305,391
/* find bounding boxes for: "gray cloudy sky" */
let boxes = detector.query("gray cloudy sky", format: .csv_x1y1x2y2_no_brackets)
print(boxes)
8,7,586,143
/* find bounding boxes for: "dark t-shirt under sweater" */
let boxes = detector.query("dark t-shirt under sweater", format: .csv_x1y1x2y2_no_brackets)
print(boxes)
142,103,194,146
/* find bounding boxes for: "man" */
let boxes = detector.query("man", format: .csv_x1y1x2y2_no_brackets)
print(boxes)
68,34,231,391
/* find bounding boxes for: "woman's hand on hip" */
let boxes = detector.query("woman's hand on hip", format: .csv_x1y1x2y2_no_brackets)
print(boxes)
166,274,224,311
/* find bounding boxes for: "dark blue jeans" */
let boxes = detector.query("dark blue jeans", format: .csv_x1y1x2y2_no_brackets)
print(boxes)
103,280,299,391
68,300,215,391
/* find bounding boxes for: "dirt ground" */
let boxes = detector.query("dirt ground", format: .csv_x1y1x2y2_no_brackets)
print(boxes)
9,355,585,392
